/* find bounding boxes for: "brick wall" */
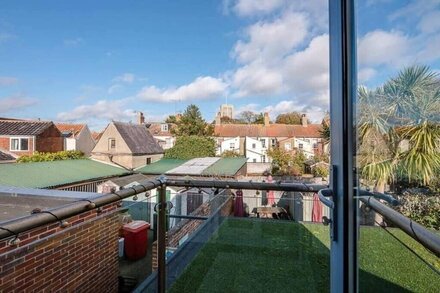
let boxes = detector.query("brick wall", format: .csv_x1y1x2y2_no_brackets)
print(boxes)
151,195,233,271
0,203,121,292
0,137,35,156
36,125,63,153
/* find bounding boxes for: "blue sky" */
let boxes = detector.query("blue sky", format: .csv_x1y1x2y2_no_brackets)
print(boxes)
0,0,439,130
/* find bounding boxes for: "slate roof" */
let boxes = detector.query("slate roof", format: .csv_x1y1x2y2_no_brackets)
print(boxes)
0,120,54,136
113,122,164,155
214,123,322,138
0,149,16,161
55,123,85,137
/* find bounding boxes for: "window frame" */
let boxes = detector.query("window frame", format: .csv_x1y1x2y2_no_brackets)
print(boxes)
9,137,30,151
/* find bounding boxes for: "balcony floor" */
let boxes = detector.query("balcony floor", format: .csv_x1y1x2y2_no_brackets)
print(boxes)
169,218,440,293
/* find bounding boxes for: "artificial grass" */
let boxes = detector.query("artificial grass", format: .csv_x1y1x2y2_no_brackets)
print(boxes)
169,218,440,293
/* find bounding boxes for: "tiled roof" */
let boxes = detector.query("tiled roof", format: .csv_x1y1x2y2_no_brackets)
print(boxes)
146,123,175,136
214,123,322,138
113,122,164,155
0,120,54,136
0,159,130,188
91,131,103,142
55,123,85,137
0,149,16,161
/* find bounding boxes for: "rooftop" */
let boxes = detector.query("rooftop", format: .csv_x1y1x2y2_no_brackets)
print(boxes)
0,186,97,222
0,120,55,136
55,123,85,137
0,149,16,162
0,159,130,188
214,123,322,138
137,157,247,177
112,121,164,155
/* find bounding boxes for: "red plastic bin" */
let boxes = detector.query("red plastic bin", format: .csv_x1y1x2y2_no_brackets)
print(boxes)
122,220,150,260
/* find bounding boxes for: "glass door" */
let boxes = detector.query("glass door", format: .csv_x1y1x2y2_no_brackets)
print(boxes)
354,1,440,292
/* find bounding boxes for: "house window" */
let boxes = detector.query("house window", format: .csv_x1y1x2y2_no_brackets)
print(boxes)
161,124,168,132
10,138,29,151
260,139,266,148
313,143,318,149
146,157,152,165
108,138,116,150
299,143,304,149
229,143,235,149
253,158,256,163
261,156,266,163
252,143,256,149
285,143,291,151
271,139,276,147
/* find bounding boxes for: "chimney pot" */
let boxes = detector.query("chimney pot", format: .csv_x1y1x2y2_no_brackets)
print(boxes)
301,114,308,127
137,112,145,125
264,112,270,126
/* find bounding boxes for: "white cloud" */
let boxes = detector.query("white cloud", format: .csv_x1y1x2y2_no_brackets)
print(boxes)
113,73,136,84
417,10,440,34
283,34,329,97
57,99,135,122
0,94,37,113
108,84,123,95
237,100,325,122
232,62,284,97
0,76,18,86
137,76,227,102
230,0,286,17
233,12,308,64
64,37,83,46
358,30,411,67
358,68,377,83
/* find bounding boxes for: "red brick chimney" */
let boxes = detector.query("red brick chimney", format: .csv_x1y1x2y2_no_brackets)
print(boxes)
264,112,270,126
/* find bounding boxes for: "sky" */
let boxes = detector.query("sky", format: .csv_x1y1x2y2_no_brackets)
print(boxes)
0,0,439,130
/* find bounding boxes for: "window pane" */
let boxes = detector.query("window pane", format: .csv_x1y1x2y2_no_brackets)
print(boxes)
20,138,28,150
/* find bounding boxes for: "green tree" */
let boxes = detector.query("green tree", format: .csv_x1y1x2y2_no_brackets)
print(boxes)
267,148,306,176
165,115,177,124
236,111,265,124
172,104,213,136
358,65,440,192
275,112,309,124
164,136,215,160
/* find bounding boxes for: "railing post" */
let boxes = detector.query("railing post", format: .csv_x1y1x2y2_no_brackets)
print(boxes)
157,176,167,293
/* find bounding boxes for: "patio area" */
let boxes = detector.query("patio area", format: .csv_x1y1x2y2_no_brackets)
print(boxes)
169,218,440,293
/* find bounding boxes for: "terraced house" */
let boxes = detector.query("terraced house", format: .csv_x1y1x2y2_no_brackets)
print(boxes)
214,113,323,162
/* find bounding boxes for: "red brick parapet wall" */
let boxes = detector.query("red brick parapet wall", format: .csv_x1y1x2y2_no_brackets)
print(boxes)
0,203,121,292
151,195,233,271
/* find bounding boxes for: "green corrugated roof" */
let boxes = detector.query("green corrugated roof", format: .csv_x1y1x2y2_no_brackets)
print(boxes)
201,157,247,176
136,158,188,174
0,159,130,188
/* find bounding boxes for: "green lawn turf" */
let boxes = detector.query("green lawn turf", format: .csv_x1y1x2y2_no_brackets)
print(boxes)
169,218,440,293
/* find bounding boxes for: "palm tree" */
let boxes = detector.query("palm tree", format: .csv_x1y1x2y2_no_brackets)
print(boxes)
358,65,440,193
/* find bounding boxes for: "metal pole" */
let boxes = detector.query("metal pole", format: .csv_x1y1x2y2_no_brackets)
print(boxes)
157,177,167,293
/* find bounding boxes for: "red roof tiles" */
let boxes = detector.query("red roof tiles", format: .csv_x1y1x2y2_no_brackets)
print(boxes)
214,123,322,138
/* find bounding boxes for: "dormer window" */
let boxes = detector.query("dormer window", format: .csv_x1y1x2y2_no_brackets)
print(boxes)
161,124,168,132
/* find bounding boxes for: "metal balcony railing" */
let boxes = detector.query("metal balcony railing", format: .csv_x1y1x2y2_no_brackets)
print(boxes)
1,176,439,292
